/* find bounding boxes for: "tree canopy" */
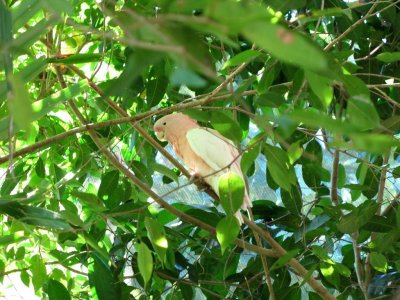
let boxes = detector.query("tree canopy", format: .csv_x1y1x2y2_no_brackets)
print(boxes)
1,0,400,299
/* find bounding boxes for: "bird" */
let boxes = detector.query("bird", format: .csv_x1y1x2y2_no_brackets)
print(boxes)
153,112,252,224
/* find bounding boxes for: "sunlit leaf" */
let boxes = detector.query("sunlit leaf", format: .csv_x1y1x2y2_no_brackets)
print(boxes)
31,255,47,291
305,70,333,109
218,172,245,215
223,49,261,69
137,243,153,286
7,75,33,130
370,252,388,273
145,217,168,265
216,216,240,255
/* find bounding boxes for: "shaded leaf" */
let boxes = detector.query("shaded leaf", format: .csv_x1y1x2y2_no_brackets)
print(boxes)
90,255,119,300
264,144,296,191
376,52,400,63
347,95,380,130
255,91,285,108
270,249,299,271
242,22,328,73
47,279,71,300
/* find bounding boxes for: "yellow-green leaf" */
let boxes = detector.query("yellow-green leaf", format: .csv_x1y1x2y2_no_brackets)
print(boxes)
145,217,168,265
242,21,328,73
218,172,245,215
370,252,388,273
216,216,240,255
7,75,33,131
137,243,153,286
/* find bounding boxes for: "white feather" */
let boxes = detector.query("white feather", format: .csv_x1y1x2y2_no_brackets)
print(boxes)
186,128,237,172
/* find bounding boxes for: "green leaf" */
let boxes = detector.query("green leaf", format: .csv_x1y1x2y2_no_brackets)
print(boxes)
35,157,46,178
7,75,33,130
12,0,42,31
0,234,28,246
12,17,59,50
242,22,328,73
41,0,74,15
20,269,30,287
170,67,207,88
0,0,12,78
151,163,179,184
137,243,153,286
264,144,296,191
357,162,380,199
270,249,299,271
0,58,47,101
280,183,303,216
378,115,400,133
333,263,351,277
210,111,242,144
338,164,346,188
362,215,396,232
131,161,153,187
47,53,104,64
90,255,119,300
305,71,333,109
346,133,399,154
342,74,370,98
287,142,303,164
347,95,380,130
0,200,72,230
218,172,245,215
216,216,240,255
320,262,340,289
70,191,105,211
47,279,71,300
370,252,388,273
288,108,358,134
147,76,168,107
338,201,378,233
98,170,120,200
0,81,87,139
31,255,47,291
257,64,276,94
144,217,168,265
376,52,400,63
222,49,260,69
241,133,262,175
255,91,285,108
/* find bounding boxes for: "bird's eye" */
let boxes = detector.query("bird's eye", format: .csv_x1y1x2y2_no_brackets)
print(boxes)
163,122,166,125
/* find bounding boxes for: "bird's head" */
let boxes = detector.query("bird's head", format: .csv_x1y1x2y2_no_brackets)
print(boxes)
153,113,198,141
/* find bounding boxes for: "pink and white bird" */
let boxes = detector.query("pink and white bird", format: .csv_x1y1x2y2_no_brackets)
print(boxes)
153,113,252,224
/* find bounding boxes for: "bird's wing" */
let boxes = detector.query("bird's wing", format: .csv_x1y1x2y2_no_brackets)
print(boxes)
186,128,238,172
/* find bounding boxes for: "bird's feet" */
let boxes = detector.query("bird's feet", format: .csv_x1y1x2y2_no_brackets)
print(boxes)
189,173,209,192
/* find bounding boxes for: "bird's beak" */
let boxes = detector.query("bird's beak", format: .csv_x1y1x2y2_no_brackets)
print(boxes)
155,130,166,141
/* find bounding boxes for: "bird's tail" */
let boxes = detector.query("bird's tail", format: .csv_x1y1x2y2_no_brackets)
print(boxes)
235,192,252,225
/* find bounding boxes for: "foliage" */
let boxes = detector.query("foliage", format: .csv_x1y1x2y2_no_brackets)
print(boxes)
1,0,400,299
